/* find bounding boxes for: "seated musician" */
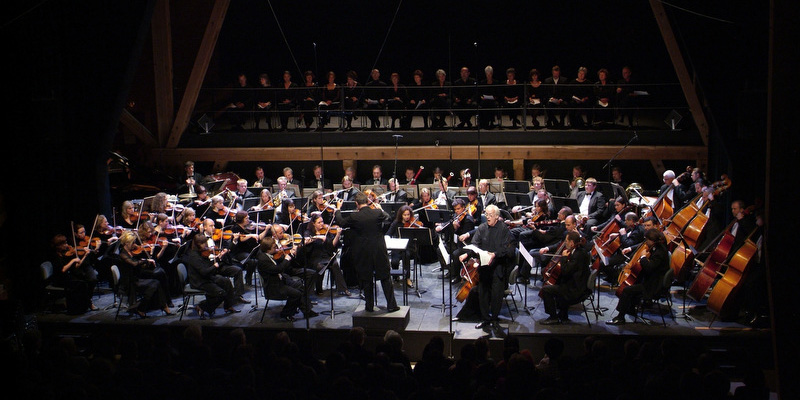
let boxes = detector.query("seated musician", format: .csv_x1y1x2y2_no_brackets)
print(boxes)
521,177,554,215
511,200,552,270
303,214,350,296
386,205,419,287
229,211,268,296
136,221,173,306
200,218,247,302
591,196,629,234
143,192,169,216
465,186,483,221
255,236,318,321
527,212,581,284
117,231,172,317
183,232,241,319
232,179,255,209
50,232,99,313
337,175,360,201
576,177,606,236
189,185,212,218
434,199,476,284
268,223,318,298
538,231,591,325
458,205,514,330
383,178,408,204
251,188,274,211
307,190,335,223
119,200,138,229
476,180,497,210
209,195,234,229
606,228,670,325
274,176,297,209
597,213,649,284
275,198,306,236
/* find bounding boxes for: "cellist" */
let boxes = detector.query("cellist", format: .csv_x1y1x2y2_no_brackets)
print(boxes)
596,213,650,284
606,228,669,325
538,231,590,325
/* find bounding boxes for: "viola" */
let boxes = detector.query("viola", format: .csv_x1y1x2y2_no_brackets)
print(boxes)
456,257,479,302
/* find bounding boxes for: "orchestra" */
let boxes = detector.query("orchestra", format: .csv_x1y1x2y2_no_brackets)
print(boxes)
42,161,764,330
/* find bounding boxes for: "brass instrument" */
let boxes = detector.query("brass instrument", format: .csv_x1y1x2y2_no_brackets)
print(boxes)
625,182,644,199
572,177,586,189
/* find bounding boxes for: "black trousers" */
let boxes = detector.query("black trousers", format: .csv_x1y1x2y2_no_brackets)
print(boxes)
360,276,397,311
478,263,507,322
195,274,235,312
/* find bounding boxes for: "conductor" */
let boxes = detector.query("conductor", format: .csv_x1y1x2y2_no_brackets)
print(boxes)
335,192,400,312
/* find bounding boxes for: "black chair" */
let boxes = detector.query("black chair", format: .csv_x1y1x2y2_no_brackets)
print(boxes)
578,269,600,326
177,263,206,320
258,269,289,323
634,268,675,327
503,265,521,322
40,261,65,312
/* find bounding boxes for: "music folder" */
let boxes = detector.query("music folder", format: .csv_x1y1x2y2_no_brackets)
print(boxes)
503,180,530,194
552,196,580,214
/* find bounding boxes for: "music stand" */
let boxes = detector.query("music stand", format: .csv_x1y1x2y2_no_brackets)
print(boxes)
399,184,418,199
248,208,275,224
339,201,357,211
424,208,454,313
381,202,405,217
503,180,530,194
247,186,266,196
488,181,503,193
242,197,260,211
552,196,580,214
291,197,309,211
504,193,533,209
595,182,617,202
320,248,346,318
206,180,227,195
398,228,432,298
544,178,571,197
385,236,411,305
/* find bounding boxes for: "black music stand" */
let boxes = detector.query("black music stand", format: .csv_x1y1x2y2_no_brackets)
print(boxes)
206,180,226,194
291,197,309,210
544,179,571,197
552,196,580,214
319,248,345,318
242,197,260,211
381,202,406,217
248,208,275,224
425,208,454,313
399,227,432,298
339,201,357,211
503,180,530,194
504,193,533,208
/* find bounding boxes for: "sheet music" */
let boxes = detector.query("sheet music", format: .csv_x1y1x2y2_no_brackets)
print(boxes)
597,100,609,107
593,242,609,265
482,95,495,101
438,240,450,264
518,242,534,267
531,98,541,105
633,90,649,96
463,244,492,265
385,236,410,251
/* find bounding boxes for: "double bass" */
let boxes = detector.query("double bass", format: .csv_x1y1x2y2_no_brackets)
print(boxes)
706,228,760,319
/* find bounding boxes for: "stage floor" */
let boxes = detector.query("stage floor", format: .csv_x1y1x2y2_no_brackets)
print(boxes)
36,261,768,344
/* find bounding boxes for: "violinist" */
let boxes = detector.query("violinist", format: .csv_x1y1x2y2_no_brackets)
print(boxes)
275,198,306,236
229,211,268,297
363,189,382,210
117,231,172,317
597,212,647,284
199,218,245,299
255,236,318,321
525,177,554,215
525,211,579,284
336,175,359,202
607,228,669,325
307,190,335,222
176,207,200,239
251,188,274,211
210,195,235,228
189,185,212,217
465,186,484,222
135,221,174,306
386,205,421,287
182,232,241,319
119,200,139,229
435,199,476,284
538,231,590,325
144,192,169,216
304,214,350,296
511,199,551,255
50,233,99,312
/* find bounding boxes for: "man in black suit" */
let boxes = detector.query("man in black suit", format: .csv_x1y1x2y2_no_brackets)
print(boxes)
177,161,204,195
306,165,333,192
477,180,497,210
233,179,255,209
576,178,606,236
252,166,273,189
607,228,669,325
383,178,408,203
364,69,387,129
453,67,477,128
183,233,240,318
459,205,514,330
255,236,318,321
366,164,389,186
335,192,399,312
544,65,569,128
539,231,590,324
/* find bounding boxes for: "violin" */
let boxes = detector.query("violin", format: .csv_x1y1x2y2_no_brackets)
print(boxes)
129,243,155,255
200,247,225,259
317,224,341,235
274,234,302,259
61,244,79,258
216,207,236,218
211,228,235,241
404,218,424,228
130,211,150,220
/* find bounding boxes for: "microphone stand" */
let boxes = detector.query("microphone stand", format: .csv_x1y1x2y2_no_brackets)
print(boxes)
392,134,402,181
603,131,638,185
320,248,345,319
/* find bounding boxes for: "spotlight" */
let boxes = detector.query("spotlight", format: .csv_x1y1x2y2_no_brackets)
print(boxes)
664,110,682,131
197,114,214,134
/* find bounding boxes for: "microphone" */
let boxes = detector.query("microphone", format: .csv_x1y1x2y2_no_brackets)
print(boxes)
313,42,317,48
633,131,638,141
473,42,477,47
392,134,403,139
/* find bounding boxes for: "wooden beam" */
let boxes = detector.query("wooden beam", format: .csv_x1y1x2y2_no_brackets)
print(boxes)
165,0,230,148
151,0,174,146
513,159,524,180
650,0,710,145
149,145,707,169
120,109,158,147
649,159,666,178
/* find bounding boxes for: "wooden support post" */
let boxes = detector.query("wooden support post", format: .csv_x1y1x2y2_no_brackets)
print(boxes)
151,0,174,146
513,159,525,181
650,159,666,179
342,160,355,177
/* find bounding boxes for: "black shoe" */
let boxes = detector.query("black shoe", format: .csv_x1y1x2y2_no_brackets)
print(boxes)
304,310,319,318
387,306,401,313
225,307,241,314
606,317,626,325
475,321,491,329
364,307,375,312
237,296,251,304
540,316,561,325
281,315,295,322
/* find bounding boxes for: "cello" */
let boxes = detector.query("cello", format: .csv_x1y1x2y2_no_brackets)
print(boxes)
616,242,649,295
539,241,566,297
455,257,479,302
589,205,634,270
706,228,760,319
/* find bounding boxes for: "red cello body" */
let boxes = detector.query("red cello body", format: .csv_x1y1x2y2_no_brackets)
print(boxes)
456,258,479,302
615,243,648,296
706,236,758,318
686,228,735,301
539,242,566,298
